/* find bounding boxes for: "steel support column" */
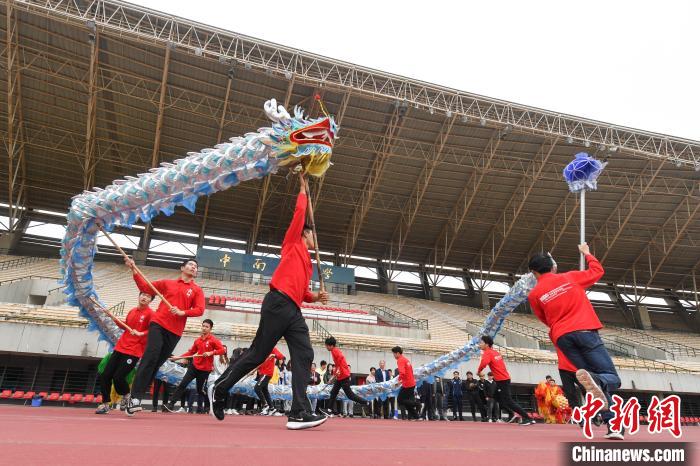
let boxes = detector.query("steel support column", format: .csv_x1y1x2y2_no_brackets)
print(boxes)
473,138,558,273
83,24,99,190
313,91,351,207
197,72,233,249
592,160,663,263
516,192,577,271
427,131,502,269
386,115,456,266
621,196,700,287
342,104,406,262
248,77,295,253
139,44,171,258
151,44,171,168
5,0,27,232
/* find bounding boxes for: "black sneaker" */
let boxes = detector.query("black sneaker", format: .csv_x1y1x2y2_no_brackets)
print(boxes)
162,401,177,413
125,397,142,416
286,411,328,430
318,408,334,418
520,418,536,426
506,415,518,423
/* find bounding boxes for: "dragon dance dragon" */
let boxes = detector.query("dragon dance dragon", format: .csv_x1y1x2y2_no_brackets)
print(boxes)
61,98,537,401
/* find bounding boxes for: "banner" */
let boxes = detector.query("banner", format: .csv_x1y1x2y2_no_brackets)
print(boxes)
196,249,355,285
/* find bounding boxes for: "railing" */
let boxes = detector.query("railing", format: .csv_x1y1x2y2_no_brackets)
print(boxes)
109,301,126,317
610,326,698,358
312,320,333,341
0,275,60,287
367,305,429,330
0,256,46,271
200,285,427,330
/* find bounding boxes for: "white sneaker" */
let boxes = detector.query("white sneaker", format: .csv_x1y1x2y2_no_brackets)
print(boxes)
261,406,270,416
176,407,185,413
224,409,232,415
273,410,284,417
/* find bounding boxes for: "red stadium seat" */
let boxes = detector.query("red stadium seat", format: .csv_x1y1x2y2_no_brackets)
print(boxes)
23,391,35,399
71,394,83,403
83,394,95,403
38,392,48,399
59,393,71,402
95,395,103,403
0,389,11,399
47,393,60,401
11,391,25,399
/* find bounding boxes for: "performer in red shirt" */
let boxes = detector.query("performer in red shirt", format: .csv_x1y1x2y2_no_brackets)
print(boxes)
95,292,154,415
255,347,285,416
477,335,535,425
391,346,421,420
164,319,224,413
123,257,205,415
527,243,622,439
322,337,369,416
212,173,329,430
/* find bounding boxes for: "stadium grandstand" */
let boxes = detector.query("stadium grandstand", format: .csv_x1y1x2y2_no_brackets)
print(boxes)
0,0,699,425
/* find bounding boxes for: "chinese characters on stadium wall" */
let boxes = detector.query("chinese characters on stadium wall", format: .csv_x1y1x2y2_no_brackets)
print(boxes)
196,249,355,285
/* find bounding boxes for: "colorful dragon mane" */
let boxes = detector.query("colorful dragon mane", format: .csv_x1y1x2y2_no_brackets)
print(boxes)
61,98,536,401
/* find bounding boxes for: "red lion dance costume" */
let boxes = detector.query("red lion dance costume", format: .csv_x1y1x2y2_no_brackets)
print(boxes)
535,379,571,424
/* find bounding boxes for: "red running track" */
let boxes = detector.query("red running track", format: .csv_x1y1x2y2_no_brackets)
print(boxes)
1,405,697,466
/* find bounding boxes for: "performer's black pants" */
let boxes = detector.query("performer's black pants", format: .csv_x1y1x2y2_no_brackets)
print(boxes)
214,290,314,416
487,398,500,420
130,323,180,400
495,379,531,420
559,369,583,411
254,375,273,408
152,378,169,409
170,365,210,406
99,350,139,403
397,386,420,419
328,377,366,412
467,393,486,421
374,398,390,418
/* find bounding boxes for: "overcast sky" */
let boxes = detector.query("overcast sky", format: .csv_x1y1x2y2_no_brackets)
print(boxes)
132,1,700,141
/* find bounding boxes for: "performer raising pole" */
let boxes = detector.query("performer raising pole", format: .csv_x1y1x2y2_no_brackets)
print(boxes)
211,171,329,430
119,252,205,416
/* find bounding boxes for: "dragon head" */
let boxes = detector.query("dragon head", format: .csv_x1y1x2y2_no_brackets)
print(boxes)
264,98,338,177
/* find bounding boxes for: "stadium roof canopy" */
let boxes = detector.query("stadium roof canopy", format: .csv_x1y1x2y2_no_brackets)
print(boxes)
2,0,699,291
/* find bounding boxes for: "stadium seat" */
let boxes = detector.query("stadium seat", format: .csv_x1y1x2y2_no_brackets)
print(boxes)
11,390,25,399
38,392,48,399
47,393,60,401
71,394,83,403
83,394,95,403
0,389,11,399
22,391,35,399
59,393,71,402
95,395,103,403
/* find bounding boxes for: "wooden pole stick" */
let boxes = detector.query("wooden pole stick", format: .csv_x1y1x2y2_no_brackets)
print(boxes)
89,296,135,334
301,173,325,293
97,224,173,309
